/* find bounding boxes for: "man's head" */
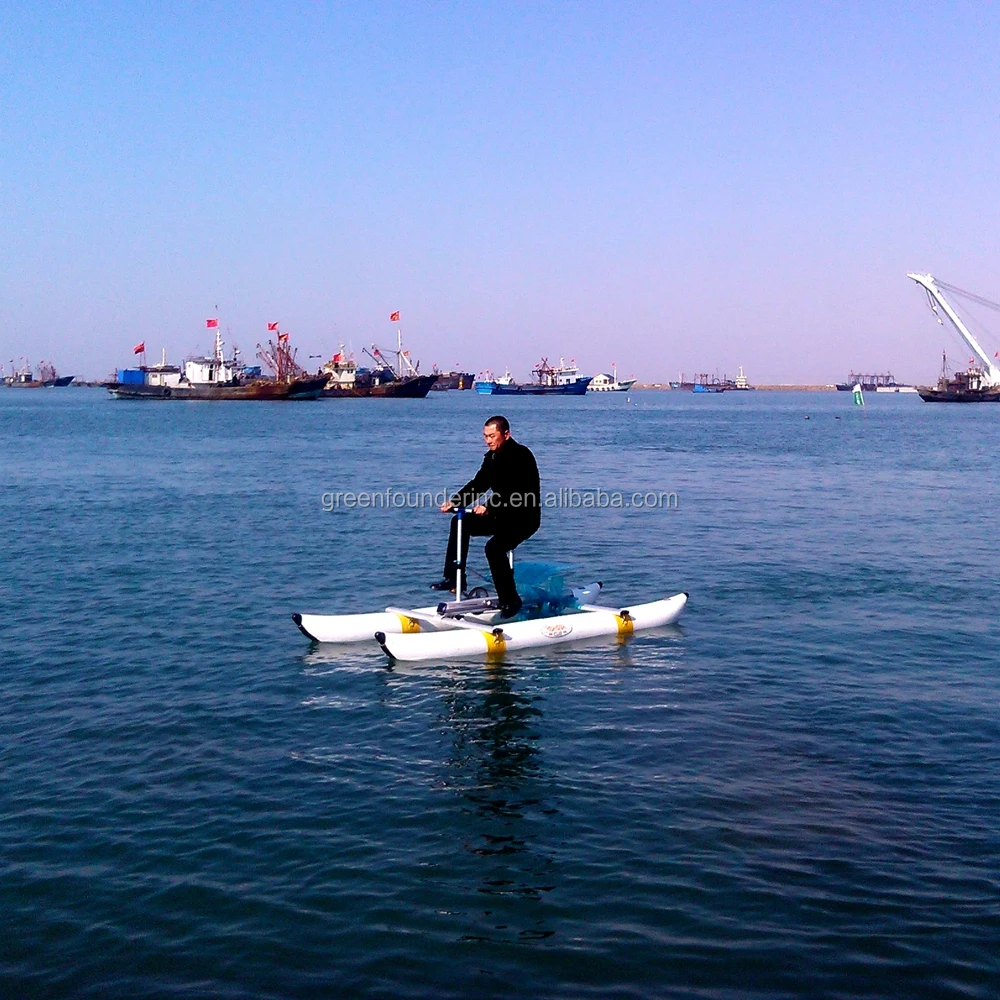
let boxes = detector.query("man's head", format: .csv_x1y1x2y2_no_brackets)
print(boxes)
483,415,511,451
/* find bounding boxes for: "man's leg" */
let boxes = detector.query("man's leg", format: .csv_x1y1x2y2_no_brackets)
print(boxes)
484,530,530,610
438,513,496,588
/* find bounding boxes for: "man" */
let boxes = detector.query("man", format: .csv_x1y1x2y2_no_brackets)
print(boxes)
431,415,540,619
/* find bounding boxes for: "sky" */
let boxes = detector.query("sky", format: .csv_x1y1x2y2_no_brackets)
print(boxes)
2,1,999,383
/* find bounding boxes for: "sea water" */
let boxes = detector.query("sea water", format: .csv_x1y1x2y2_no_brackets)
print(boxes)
1,388,998,999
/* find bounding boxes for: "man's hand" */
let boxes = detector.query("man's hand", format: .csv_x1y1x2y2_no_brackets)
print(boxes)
472,504,487,515
440,500,456,513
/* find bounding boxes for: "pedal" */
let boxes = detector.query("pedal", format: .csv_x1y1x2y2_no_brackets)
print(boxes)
436,596,499,618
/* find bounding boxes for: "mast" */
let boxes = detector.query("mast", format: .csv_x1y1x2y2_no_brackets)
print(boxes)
908,273,1000,385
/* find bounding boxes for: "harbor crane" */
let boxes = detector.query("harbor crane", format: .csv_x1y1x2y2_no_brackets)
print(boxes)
908,273,1000,387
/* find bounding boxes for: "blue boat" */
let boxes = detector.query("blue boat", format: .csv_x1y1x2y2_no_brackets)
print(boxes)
490,358,593,396
692,374,726,393
474,369,516,394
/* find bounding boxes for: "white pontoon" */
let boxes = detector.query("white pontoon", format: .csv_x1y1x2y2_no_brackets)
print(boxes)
292,508,688,661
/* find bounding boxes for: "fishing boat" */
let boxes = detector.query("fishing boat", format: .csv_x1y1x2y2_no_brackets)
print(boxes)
429,368,476,390
915,352,1000,402
835,372,903,391
473,369,515,394
692,374,726,393
730,366,753,390
677,369,752,392
908,273,1000,402
107,332,327,400
321,334,438,398
588,364,637,392
486,358,592,395
2,361,75,387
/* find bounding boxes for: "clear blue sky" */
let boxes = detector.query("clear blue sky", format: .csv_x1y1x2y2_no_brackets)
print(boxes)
2,1,999,382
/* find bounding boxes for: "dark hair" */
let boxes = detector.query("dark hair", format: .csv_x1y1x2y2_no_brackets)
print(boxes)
484,415,510,434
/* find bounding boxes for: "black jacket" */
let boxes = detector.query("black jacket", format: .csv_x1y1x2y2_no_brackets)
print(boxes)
451,437,541,534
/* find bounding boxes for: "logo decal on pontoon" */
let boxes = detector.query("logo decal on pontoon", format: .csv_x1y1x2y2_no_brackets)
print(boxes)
542,623,573,638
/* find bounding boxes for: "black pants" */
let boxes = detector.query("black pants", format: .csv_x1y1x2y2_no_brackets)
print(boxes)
442,512,536,605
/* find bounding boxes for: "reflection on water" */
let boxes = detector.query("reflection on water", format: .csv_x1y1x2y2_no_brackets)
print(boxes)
435,667,557,943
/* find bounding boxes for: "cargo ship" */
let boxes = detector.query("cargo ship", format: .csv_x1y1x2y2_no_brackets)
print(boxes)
835,372,905,391
670,368,753,391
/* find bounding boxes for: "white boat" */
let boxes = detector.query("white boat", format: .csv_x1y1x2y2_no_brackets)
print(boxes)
376,594,688,662
293,590,688,661
294,604,465,643
294,579,604,643
588,364,637,392
293,515,687,661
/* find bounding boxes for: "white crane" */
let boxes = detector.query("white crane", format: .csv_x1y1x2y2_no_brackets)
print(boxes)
908,273,1000,386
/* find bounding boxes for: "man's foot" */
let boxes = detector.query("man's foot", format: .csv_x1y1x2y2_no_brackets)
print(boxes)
498,597,522,620
429,579,456,592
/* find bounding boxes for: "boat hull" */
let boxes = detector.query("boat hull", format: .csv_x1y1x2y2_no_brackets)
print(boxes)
492,378,592,395
322,374,439,398
294,605,460,643
589,379,637,392
917,388,1000,402
429,372,475,390
107,375,328,400
376,594,688,662
7,375,76,388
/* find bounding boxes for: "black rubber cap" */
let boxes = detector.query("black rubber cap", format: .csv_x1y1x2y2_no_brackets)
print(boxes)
374,631,386,643
292,613,302,626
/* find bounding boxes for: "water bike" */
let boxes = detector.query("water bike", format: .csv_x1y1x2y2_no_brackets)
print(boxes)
293,507,688,662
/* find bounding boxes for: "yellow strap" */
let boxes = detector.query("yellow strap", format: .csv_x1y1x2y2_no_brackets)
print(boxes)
395,614,422,634
483,629,507,662
615,613,634,638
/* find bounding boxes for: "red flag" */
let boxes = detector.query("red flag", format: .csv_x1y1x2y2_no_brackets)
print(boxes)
133,342,145,355
333,352,343,363
389,311,400,322
278,332,290,343
206,318,219,328
268,322,279,331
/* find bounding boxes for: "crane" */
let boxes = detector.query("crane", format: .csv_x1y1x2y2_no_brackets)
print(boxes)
908,273,1000,386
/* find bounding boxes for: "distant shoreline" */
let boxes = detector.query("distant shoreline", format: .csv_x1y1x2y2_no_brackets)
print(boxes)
633,384,839,391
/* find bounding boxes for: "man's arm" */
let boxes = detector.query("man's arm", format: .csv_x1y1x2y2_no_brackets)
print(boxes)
441,456,491,511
